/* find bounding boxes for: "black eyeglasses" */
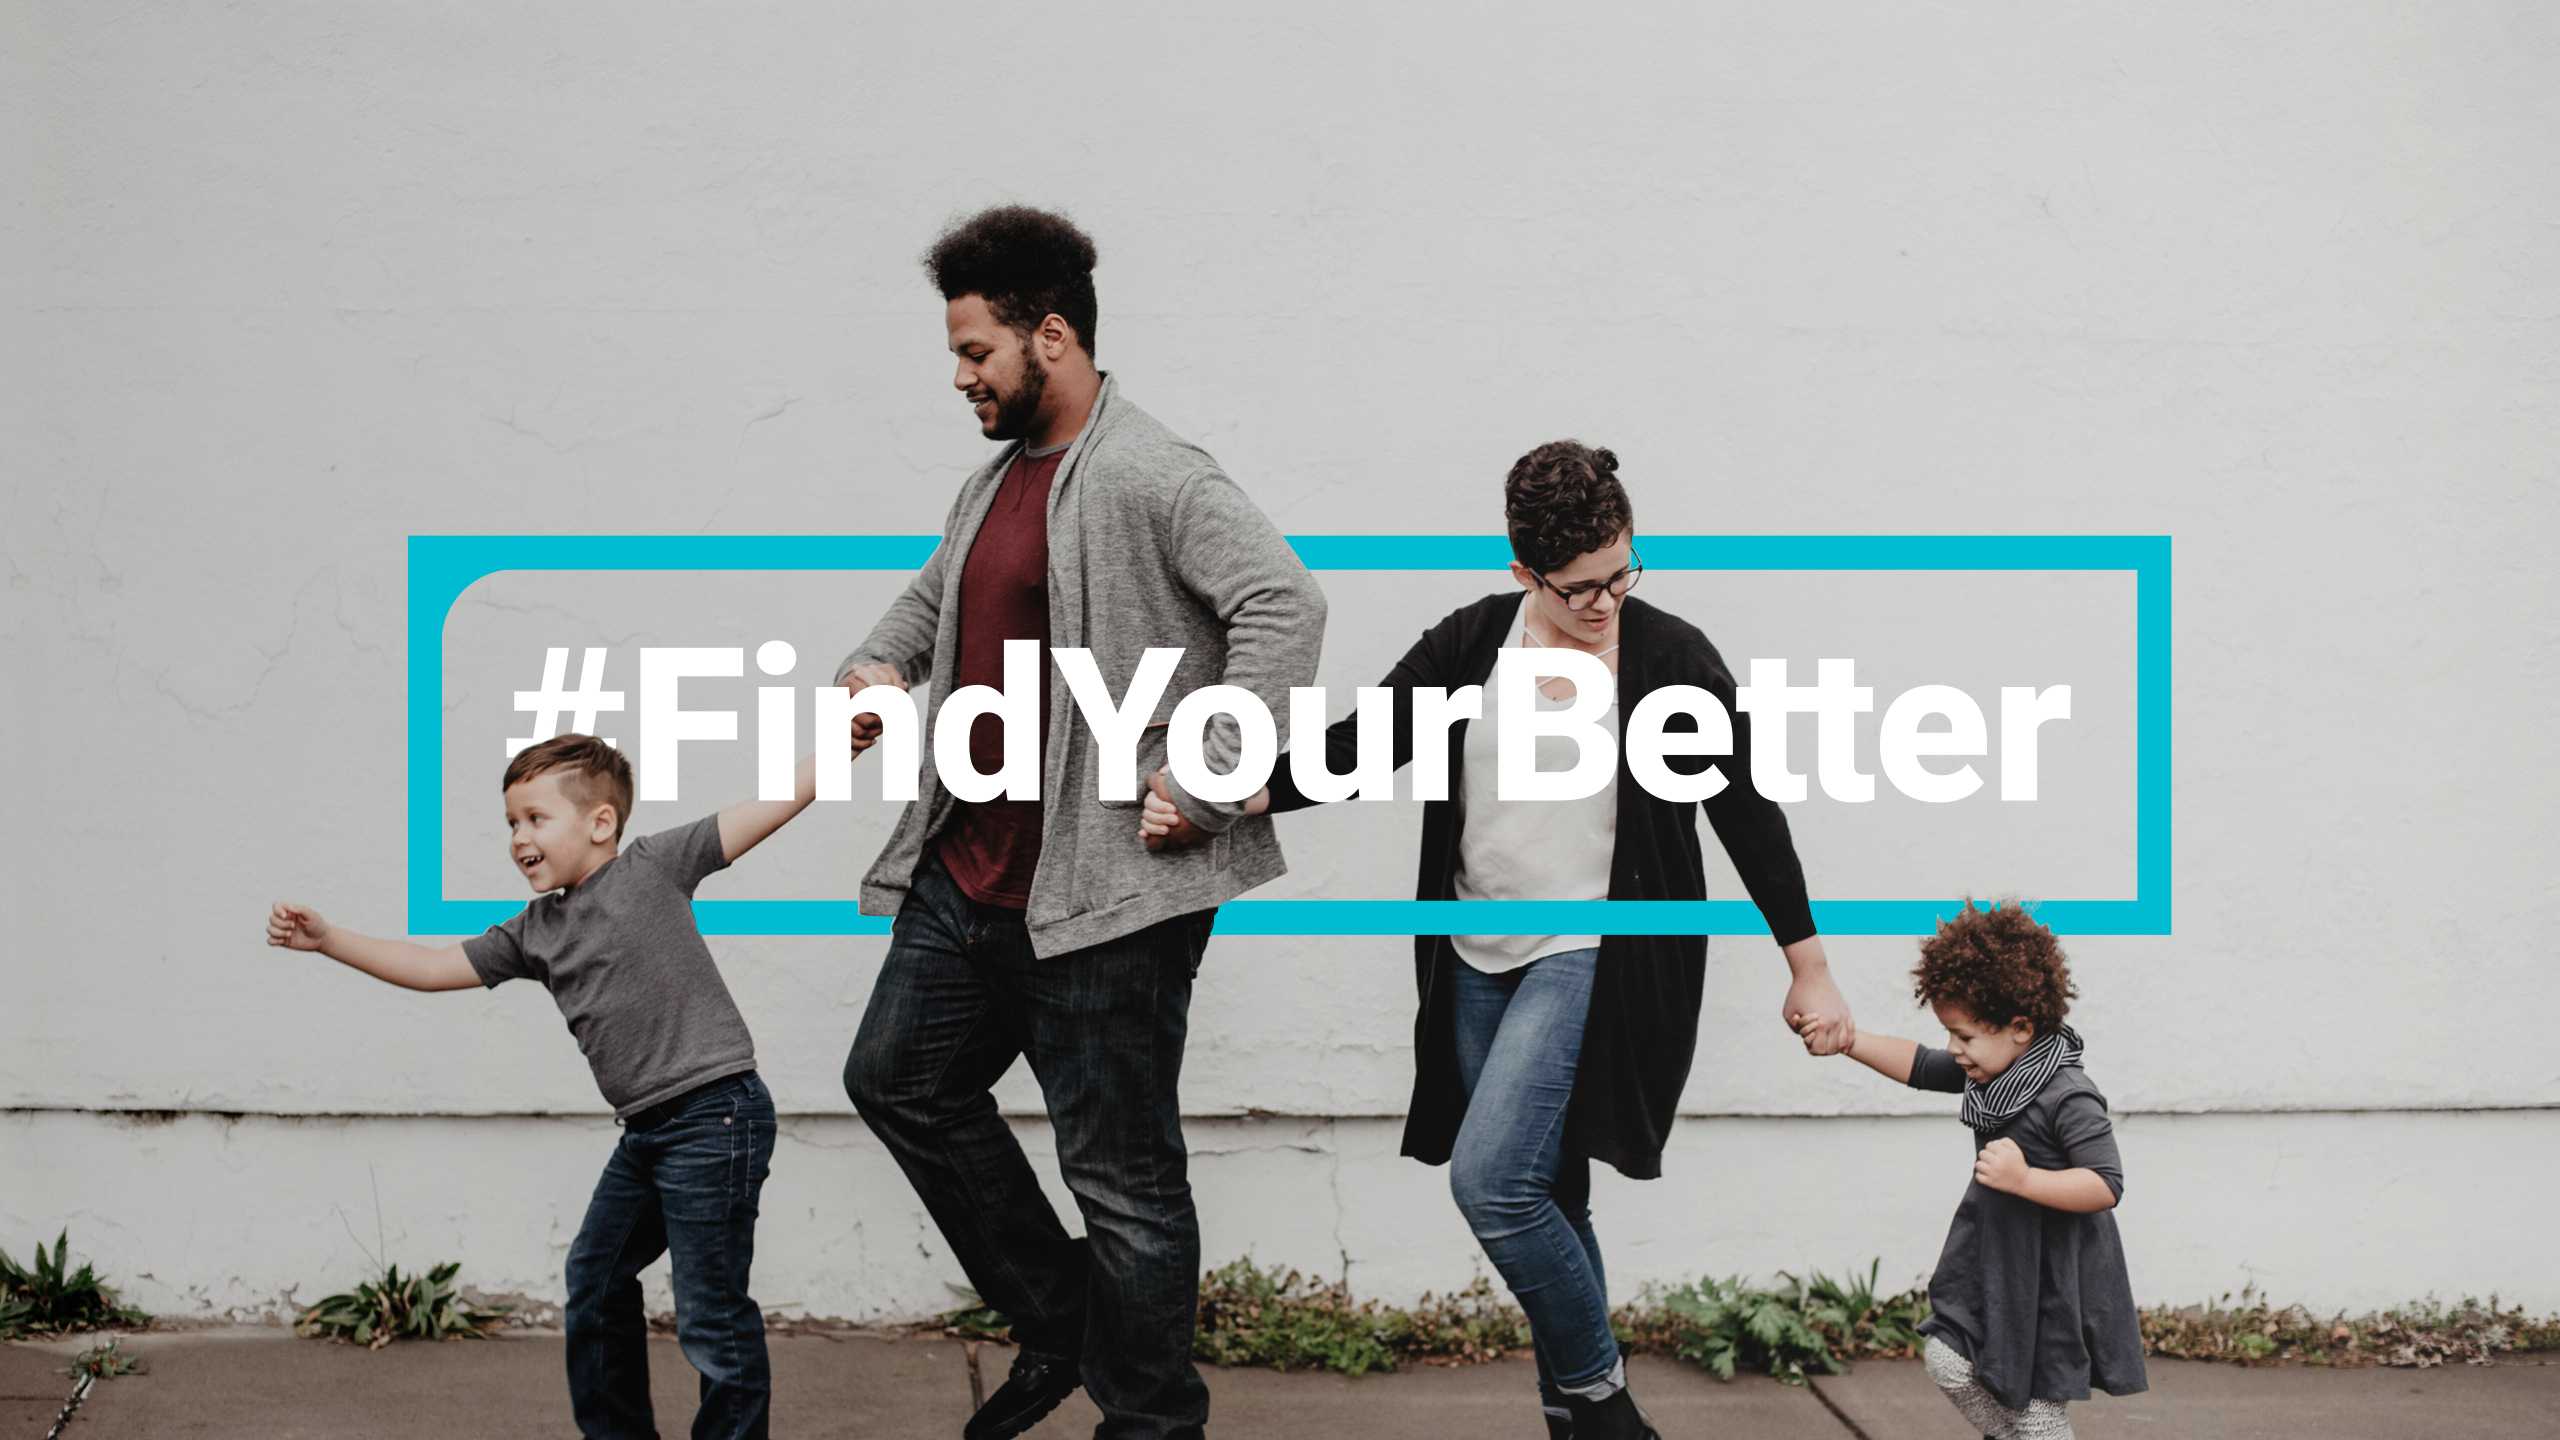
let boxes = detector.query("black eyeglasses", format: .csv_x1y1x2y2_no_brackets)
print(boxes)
1532,550,1642,611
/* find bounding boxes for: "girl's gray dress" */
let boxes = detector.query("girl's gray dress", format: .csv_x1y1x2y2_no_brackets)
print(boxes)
1908,1048,2150,1411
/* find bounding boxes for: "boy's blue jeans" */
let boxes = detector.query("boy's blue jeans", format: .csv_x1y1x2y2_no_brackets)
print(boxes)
844,852,1214,1439
564,1070,777,1440
1447,949,1619,1411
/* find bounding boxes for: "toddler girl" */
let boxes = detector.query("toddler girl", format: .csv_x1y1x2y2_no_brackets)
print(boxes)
1798,902,2147,1439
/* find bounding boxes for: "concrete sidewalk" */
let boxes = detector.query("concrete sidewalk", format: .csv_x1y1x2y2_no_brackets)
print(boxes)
5,1328,2555,1437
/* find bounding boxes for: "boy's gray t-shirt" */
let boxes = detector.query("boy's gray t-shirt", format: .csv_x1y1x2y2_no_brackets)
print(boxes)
462,815,758,1118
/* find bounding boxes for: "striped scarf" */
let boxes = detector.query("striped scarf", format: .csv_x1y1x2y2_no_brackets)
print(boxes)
1959,1024,2083,1136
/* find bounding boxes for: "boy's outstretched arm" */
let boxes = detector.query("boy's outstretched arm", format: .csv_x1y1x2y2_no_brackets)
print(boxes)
716,751,822,864
267,902,479,992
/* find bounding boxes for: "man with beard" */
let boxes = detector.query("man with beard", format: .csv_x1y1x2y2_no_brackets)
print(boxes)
834,206,1324,1440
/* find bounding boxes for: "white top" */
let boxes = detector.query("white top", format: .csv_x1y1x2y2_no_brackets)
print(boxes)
1451,593,1621,974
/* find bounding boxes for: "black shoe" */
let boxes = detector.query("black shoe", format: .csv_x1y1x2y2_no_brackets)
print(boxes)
963,1348,1083,1439
1564,1386,1660,1440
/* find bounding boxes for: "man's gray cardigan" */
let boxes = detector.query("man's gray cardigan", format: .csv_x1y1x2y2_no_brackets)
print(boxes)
836,374,1326,957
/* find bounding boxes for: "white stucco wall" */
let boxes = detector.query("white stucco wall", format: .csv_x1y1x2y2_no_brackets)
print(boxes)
7,4,2555,1319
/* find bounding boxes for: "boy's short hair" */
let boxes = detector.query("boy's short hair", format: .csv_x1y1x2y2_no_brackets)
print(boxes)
503,734,635,841
924,205,1101,357
1912,901,2077,1033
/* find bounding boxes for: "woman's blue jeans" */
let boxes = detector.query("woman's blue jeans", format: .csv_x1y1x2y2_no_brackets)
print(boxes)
1447,948,1618,1409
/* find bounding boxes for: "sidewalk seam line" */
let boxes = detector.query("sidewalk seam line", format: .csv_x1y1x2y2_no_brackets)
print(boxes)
1805,1376,1876,1440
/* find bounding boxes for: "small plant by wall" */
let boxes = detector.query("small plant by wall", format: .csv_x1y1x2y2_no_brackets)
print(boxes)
0,1231,147,1339
296,1261,510,1349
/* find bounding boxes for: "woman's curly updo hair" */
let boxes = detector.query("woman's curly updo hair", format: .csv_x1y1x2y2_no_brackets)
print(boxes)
1912,901,2077,1033
1505,440,1634,574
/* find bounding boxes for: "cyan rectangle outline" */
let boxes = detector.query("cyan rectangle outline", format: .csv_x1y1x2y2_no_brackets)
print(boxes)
408,534,2170,939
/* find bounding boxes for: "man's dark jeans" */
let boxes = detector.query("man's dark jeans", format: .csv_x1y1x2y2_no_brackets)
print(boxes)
845,853,1214,1439
565,1071,777,1440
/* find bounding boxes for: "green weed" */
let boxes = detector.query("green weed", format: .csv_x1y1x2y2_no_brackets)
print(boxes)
0,1231,146,1339
296,1261,510,1349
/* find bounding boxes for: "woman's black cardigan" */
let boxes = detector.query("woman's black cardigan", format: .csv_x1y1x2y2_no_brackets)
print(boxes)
1265,592,1818,1180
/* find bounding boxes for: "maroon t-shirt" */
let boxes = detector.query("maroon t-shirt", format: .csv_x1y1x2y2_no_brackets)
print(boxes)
936,443,1067,908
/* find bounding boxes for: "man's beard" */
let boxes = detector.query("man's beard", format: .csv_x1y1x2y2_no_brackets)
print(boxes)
983,340,1050,441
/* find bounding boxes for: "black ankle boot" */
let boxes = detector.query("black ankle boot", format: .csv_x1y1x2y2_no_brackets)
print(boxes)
1564,1385,1660,1440
962,1348,1083,1439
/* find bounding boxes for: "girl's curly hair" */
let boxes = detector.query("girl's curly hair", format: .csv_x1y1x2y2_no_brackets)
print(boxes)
1504,440,1633,574
1912,901,2076,1032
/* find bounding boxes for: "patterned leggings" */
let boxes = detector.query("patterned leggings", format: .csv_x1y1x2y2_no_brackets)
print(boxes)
1922,1337,2074,1440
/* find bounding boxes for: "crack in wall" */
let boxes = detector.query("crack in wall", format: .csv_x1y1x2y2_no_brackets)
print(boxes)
146,569,330,723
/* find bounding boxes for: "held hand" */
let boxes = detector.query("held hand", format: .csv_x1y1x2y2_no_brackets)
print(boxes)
267,901,330,952
1782,969,1856,1057
1788,1011,1831,1056
843,662,906,757
1973,1136,2029,1194
1139,769,1208,852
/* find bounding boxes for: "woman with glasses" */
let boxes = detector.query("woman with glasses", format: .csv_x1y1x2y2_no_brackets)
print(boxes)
1142,440,1852,1440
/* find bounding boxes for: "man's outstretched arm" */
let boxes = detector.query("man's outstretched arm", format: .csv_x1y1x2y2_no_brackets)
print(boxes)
1154,467,1327,832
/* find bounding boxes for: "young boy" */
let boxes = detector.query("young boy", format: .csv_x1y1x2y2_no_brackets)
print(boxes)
267,732,827,1440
